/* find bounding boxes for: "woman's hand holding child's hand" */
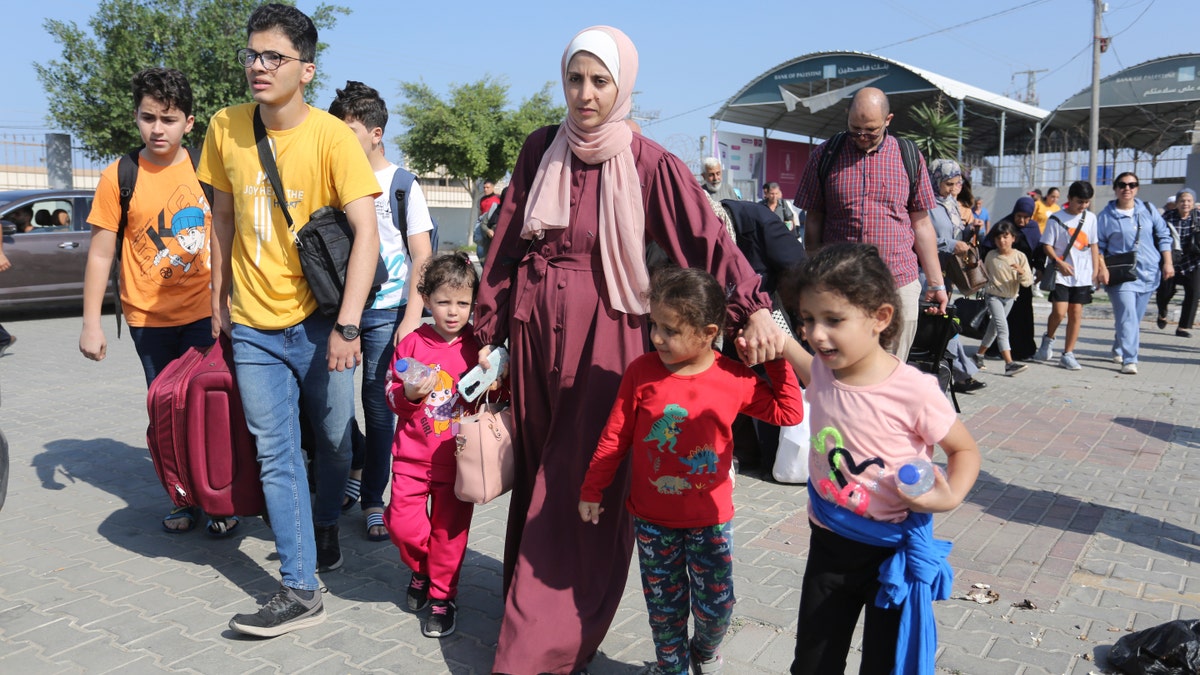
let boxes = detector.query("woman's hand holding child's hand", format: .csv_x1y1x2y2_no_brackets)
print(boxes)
578,501,604,525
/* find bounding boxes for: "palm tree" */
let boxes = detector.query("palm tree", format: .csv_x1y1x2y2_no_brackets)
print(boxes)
900,101,968,161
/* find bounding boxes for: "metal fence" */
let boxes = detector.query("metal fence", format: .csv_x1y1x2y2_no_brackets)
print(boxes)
969,145,1191,189
0,130,112,191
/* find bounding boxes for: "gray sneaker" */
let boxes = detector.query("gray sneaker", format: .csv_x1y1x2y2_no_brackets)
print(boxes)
690,639,724,675
971,353,986,370
229,585,325,637
1005,362,1029,376
1060,352,1081,371
1035,334,1056,362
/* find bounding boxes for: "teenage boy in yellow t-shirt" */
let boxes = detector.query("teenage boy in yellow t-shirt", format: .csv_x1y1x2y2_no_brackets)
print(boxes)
197,3,380,638
79,67,231,536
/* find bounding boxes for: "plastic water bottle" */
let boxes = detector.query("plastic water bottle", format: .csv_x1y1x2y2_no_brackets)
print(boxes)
394,357,432,386
896,459,937,497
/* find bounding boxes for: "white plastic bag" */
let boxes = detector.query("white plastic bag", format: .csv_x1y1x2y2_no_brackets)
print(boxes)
773,398,811,484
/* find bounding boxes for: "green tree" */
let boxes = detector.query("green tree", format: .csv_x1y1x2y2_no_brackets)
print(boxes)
35,0,348,161
899,101,968,162
395,77,564,195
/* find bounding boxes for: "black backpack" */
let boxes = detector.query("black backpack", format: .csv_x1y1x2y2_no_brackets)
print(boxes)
110,148,209,337
816,132,923,207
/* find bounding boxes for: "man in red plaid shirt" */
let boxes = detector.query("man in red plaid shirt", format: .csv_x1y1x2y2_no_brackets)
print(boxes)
794,87,948,361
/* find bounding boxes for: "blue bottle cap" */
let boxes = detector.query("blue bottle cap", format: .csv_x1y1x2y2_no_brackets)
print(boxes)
897,464,922,485
396,360,409,372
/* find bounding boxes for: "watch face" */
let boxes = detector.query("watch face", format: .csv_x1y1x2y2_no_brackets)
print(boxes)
338,324,360,340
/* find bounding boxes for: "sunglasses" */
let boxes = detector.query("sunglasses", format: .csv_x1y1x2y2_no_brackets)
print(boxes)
846,129,883,140
1115,181,1139,190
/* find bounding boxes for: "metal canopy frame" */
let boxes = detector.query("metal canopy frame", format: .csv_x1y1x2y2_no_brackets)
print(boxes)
711,51,1050,160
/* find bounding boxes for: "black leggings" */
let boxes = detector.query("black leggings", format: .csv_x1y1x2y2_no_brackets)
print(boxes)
792,524,901,675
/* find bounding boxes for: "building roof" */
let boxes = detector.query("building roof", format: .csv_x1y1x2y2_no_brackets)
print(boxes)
711,51,1051,157
1046,54,1200,155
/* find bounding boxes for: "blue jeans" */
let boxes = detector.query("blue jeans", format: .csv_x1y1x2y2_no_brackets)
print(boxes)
1110,286,1152,365
356,306,403,510
129,318,214,387
231,313,356,591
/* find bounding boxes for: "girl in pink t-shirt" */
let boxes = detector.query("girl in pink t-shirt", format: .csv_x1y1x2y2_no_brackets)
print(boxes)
779,243,980,674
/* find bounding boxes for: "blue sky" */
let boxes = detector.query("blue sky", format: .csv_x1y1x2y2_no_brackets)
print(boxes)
3,0,1186,164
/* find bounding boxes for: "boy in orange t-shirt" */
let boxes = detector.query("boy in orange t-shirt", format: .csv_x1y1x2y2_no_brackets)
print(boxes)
79,67,222,536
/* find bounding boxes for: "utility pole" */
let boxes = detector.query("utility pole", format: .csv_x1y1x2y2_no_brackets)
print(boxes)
1088,0,1105,186
1013,68,1048,106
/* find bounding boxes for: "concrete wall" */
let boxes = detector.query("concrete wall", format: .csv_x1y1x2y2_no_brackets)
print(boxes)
428,206,473,251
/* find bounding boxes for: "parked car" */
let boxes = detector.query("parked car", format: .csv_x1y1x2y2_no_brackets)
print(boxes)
0,188,107,312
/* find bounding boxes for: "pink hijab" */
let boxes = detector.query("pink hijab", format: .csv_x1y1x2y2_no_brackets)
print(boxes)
523,26,647,315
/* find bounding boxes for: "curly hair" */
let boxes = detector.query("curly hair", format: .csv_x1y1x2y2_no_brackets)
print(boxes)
648,266,726,336
786,243,900,350
131,67,194,116
418,252,479,299
246,3,317,62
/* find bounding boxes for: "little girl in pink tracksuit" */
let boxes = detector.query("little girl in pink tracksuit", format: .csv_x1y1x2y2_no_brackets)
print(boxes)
384,253,481,639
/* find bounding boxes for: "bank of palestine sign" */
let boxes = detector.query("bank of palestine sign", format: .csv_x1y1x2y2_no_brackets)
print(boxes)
1058,55,1200,111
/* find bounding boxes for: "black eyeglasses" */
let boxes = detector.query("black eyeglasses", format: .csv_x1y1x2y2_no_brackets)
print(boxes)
1115,181,1139,190
235,48,306,71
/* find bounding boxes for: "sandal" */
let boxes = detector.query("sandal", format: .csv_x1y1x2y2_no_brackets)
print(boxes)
162,505,198,534
205,515,241,538
341,477,362,512
366,510,389,542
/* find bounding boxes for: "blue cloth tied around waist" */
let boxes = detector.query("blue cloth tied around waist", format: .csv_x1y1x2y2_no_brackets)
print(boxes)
807,481,954,675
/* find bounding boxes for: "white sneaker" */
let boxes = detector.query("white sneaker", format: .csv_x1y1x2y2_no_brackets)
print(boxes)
1035,335,1056,362
1060,352,1081,371
1112,351,1123,364
1121,362,1138,375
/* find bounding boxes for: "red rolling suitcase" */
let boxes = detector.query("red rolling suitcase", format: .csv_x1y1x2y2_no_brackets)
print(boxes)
146,335,264,517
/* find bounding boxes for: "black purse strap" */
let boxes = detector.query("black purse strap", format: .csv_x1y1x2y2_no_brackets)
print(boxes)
252,106,295,233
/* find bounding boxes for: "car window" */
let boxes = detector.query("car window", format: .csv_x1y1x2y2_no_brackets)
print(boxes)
2,199,76,234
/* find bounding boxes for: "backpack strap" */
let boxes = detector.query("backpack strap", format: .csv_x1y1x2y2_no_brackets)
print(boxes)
894,136,922,206
815,132,848,206
110,150,141,338
389,167,418,253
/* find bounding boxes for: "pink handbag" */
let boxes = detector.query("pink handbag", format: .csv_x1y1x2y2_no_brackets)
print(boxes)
454,402,515,504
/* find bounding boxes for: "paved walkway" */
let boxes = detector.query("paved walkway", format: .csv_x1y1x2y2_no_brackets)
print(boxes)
1,308,1197,674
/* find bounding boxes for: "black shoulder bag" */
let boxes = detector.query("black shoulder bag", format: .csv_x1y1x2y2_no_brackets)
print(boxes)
252,106,386,316
1103,210,1140,285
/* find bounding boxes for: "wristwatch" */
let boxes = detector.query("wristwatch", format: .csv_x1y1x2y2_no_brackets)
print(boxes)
334,323,360,341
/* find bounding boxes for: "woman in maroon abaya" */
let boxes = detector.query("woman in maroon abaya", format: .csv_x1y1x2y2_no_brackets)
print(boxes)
473,25,783,675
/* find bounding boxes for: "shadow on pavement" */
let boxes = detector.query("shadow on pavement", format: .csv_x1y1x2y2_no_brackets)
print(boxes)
968,468,1200,563
33,437,281,595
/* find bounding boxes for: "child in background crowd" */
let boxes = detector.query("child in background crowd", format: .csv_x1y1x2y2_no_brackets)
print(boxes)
781,243,980,675
385,253,482,639
974,220,1034,375
579,266,804,675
